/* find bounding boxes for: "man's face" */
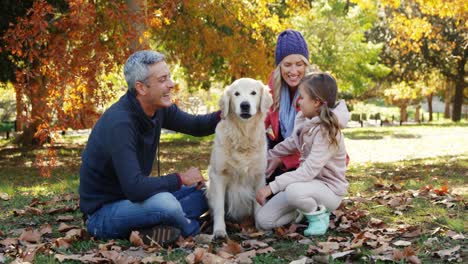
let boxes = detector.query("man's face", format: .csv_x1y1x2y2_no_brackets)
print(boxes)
136,61,175,113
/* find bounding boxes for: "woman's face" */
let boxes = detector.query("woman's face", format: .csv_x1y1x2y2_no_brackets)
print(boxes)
280,54,306,89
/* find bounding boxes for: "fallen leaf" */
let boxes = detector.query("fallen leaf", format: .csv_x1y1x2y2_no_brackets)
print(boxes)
402,229,421,238
100,250,140,264
393,248,404,261
433,184,448,195
369,217,385,228
244,231,264,238
216,250,233,259
241,239,269,249
39,224,52,235
0,192,10,201
193,247,205,263
0,237,18,246
25,206,43,215
433,245,460,258
331,250,354,259
47,206,75,215
318,242,340,253
12,209,26,216
19,228,41,243
256,246,275,254
423,237,438,246
235,250,256,263
176,236,196,249
57,223,77,232
55,253,107,263
21,243,46,262
406,255,422,264
446,230,464,240
392,240,411,246
141,255,165,263
289,256,308,264
194,234,213,244
298,238,312,244
129,231,145,247
220,239,242,255
65,228,85,239
54,237,74,249
56,215,74,222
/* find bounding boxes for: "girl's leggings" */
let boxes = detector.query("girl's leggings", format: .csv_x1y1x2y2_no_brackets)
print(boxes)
256,180,342,230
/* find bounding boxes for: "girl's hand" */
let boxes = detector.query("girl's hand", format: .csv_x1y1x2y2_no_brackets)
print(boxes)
256,185,273,206
266,157,282,178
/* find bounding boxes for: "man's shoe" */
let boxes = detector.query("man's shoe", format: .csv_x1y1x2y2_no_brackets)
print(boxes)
137,225,181,246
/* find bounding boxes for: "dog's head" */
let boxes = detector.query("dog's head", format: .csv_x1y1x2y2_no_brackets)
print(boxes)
219,78,273,120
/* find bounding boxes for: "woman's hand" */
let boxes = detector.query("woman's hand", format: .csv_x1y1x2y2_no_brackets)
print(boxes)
256,185,273,206
266,157,282,178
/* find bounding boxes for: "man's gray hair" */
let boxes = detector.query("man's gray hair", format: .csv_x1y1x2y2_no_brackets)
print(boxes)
124,50,166,93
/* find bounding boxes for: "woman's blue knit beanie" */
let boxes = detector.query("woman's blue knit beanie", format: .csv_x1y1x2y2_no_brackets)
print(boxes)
275,29,309,66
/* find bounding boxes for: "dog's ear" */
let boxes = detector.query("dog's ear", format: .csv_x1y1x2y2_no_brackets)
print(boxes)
260,84,273,113
219,87,230,119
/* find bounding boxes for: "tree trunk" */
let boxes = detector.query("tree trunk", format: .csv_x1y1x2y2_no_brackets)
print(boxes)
14,77,50,146
427,93,433,121
13,84,24,132
126,0,149,52
400,103,407,125
452,52,466,122
415,104,421,123
444,80,452,119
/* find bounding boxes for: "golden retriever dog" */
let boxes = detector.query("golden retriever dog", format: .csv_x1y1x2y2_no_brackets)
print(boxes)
206,78,273,239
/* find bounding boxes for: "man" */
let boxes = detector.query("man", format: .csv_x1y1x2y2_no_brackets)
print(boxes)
79,50,220,245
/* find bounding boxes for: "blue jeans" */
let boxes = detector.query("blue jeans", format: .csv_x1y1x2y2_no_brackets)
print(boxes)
86,186,208,239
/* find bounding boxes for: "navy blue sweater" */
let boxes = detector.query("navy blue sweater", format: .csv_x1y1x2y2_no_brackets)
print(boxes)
79,91,220,215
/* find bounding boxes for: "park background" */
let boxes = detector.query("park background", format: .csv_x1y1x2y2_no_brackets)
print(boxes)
0,0,466,263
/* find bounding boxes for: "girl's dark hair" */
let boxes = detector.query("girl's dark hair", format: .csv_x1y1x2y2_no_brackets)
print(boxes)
299,72,340,147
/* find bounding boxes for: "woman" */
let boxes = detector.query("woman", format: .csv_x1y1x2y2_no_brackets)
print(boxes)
265,29,349,181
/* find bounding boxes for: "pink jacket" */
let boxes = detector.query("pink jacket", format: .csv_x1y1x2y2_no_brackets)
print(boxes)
265,74,350,170
268,111,349,197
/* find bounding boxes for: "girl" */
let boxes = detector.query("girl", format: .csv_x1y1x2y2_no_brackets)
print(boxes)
265,29,349,182
256,72,349,236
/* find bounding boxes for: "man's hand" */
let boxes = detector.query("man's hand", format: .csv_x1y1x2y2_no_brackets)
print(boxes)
266,157,282,178
256,185,272,206
179,167,205,188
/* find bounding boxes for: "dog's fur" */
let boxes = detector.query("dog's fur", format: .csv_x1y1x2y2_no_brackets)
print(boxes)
206,78,273,239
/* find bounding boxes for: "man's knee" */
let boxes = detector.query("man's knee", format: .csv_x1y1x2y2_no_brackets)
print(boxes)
144,192,183,215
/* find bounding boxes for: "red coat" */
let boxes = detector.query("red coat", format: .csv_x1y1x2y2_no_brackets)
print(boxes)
264,73,301,170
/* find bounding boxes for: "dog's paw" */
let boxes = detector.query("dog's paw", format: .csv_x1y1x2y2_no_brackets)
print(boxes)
213,230,228,241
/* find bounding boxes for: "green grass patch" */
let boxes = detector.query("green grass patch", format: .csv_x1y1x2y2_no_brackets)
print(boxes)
0,124,466,263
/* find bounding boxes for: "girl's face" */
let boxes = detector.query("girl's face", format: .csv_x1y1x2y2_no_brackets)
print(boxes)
280,54,306,89
298,85,321,118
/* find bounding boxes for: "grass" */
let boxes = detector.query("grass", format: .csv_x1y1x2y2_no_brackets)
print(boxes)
0,124,467,263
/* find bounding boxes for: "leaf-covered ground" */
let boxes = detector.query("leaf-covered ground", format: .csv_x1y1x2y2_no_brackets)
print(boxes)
0,124,466,263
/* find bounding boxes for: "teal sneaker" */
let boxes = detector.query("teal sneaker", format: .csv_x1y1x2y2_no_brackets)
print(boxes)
303,205,330,236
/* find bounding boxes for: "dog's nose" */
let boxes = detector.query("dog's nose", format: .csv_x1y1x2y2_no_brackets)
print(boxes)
240,102,250,112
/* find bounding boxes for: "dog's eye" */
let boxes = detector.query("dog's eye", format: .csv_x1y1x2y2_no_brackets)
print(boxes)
251,91,257,95
234,92,240,96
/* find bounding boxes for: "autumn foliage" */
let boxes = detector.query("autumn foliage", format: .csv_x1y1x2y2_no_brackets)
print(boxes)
3,0,145,146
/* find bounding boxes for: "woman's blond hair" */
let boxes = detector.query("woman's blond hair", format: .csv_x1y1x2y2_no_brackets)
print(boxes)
300,72,340,147
272,55,316,111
